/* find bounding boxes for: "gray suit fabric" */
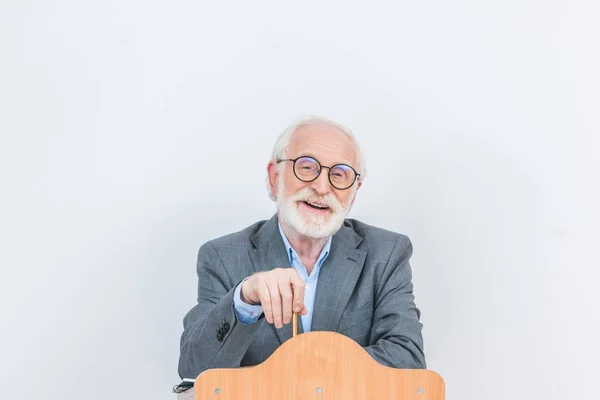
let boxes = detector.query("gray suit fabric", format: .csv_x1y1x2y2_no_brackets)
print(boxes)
178,214,426,378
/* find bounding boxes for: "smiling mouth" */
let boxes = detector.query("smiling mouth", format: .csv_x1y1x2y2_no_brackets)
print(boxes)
301,201,330,211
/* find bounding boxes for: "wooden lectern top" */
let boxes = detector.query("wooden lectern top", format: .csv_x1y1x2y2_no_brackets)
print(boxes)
193,327,444,400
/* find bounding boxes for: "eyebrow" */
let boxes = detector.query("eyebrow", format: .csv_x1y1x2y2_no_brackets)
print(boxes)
296,153,355,168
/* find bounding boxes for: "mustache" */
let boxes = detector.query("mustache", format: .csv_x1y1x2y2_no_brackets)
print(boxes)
290,188,343,212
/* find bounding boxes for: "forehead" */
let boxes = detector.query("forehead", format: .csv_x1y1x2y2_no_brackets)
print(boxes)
288,124,358,167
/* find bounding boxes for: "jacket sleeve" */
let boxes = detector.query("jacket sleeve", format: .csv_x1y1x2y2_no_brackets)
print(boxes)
233,277,264,324
364,236,427,369
178,242,265,379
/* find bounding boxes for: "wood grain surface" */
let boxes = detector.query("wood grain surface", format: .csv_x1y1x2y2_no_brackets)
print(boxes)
194,330,444,400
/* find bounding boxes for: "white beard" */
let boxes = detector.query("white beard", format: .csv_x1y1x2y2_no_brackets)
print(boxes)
276,174,353,239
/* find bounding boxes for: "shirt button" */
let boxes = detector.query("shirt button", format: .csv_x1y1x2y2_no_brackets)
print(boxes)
251,312,259,317
305,283,310,290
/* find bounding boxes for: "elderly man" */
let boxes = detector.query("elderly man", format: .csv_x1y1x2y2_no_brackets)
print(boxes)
178,116,426,379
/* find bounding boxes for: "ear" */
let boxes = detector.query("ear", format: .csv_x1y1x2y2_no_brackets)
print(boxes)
267,161,280,198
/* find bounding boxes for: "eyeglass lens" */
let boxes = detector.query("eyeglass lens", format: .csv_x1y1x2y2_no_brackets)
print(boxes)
294,157,356,189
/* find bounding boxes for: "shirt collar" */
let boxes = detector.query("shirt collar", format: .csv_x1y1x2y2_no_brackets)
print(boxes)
278,223,332,266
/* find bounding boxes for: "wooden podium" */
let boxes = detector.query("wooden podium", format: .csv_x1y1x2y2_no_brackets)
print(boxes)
182,315,444,399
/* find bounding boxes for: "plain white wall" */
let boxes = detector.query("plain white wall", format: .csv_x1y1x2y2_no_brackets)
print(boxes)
1,1,598,399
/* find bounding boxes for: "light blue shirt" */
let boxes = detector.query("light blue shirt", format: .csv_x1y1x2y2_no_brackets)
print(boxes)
233,224,332,332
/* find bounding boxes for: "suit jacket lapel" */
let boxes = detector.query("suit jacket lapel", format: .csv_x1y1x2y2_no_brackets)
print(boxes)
246,216,365,342
311,225,366,333
247,215,289,275
247,214,304,344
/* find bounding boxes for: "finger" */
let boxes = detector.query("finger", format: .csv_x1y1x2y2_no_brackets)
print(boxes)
257,281,273,324
289,274,306,313
300,305,308,315
278,278,294,324
267,279,283,329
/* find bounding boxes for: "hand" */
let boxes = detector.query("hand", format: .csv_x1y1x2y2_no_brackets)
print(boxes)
241,268,308,328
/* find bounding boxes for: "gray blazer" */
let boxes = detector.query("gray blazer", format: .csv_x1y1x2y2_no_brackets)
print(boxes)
178,214,426,378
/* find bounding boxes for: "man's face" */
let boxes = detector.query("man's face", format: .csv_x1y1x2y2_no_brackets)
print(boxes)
268,125,362,239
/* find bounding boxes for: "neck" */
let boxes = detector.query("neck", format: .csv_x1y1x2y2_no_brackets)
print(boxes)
279,220,328,265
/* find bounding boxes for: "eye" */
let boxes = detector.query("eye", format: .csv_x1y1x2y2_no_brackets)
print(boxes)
331,165,352,178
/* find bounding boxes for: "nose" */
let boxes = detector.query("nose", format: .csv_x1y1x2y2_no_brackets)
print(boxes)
309,169,331,196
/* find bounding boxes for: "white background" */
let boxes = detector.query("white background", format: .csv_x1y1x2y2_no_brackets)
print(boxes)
1,1,599,399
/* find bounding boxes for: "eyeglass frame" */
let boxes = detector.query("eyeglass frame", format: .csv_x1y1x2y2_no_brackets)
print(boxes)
276,155,361,190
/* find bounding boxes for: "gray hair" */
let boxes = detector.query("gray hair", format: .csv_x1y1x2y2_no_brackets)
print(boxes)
267,115,367,201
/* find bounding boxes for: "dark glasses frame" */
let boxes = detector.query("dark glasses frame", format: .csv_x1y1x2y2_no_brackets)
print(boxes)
277,156,360,190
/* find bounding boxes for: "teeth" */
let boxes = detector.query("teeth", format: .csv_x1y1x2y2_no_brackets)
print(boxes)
307,201,327,209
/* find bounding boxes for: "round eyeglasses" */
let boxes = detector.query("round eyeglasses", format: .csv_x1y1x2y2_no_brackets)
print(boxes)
277,156,360,190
